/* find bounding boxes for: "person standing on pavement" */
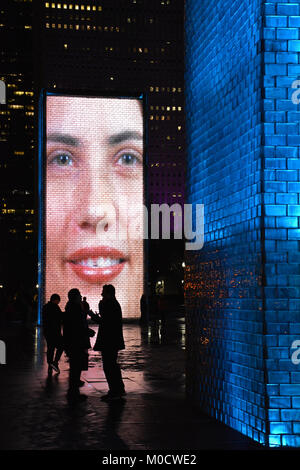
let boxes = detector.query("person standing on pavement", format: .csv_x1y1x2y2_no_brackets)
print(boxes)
81,296,90,320
89,284,125,401
63,288,91,403
42,293,64,375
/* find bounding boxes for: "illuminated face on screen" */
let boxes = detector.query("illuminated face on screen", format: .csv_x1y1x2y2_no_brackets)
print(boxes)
45,96,144,318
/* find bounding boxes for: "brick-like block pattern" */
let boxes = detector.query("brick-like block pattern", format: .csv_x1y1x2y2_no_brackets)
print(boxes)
185,0,300,448
263,0,300,448
185,0,267,445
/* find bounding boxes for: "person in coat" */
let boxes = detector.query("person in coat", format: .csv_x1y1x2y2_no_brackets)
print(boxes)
89,284,125,401
63,288,91,403
42,293,64,374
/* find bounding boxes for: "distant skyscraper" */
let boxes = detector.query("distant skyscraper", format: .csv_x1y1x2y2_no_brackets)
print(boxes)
0,0,35,286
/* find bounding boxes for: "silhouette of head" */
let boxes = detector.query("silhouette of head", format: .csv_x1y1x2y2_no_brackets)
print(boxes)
50,293,60,304
102,284,115,299
68,288,81,302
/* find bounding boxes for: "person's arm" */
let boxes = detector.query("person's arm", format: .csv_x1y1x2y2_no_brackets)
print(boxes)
88,310,101,324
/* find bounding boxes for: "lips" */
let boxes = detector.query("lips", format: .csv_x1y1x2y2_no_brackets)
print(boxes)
65,247,128,284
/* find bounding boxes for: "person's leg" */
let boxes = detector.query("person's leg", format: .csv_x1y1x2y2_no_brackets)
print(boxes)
102,350,125,396
46,340,55,365
53,337,64,365
68,355,81,395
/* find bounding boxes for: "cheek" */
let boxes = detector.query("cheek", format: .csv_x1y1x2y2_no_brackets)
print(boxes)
118,181,144,224
46,181,72,241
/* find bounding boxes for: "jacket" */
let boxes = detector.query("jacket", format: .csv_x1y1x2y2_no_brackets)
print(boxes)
42,301,63,342
63,300,91,356
92,298,125,351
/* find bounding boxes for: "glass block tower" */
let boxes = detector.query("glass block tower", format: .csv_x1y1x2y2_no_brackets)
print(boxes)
185,0,300,447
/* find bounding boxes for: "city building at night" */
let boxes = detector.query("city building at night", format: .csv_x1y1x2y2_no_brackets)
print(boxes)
0,0,36,288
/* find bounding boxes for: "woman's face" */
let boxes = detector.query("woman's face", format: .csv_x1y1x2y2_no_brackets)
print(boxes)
46,96,144,318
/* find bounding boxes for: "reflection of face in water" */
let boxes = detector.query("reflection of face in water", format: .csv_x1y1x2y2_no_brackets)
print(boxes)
46,96,144,318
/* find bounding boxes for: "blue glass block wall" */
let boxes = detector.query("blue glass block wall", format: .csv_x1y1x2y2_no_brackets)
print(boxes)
263,0,300,448
185,0,300,447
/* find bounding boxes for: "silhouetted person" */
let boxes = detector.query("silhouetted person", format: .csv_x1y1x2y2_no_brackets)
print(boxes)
140,294,148,325
89,284,125,401
42,293,64,374
64,288,91,403
81,296,90,319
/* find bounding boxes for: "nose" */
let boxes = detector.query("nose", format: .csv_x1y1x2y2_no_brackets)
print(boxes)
74,171,114,234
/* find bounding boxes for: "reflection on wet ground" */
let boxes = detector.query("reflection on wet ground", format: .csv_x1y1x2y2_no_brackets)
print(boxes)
0,314,261,450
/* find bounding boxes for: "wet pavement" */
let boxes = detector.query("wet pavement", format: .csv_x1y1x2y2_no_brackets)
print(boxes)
0,314,262,451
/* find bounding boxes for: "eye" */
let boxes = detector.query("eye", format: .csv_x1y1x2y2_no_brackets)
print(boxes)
49,152,74,167
116,152,141,166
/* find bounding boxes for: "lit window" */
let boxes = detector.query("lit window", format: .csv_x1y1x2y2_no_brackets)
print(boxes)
64,43,68,49
63,4,67,8
51,3,55,7
172,106,176,111
45,2,50,7
46,22,50,28
69,4,73,9
57,3,61,8
178,106,182,111
92,5,96,10
81,4,84,9
75,4,79,9
178,126,181,130
87,5,90,10
98,6,102,10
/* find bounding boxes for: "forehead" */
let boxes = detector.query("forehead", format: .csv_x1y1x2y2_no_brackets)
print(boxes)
46,96,143,134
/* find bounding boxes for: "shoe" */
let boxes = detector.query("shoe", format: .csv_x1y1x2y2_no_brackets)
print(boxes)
101,392,125,402
78,380,85,387
50,363,60,374
48,365,53,375
67,393,88,403
108,395,123,401
100,393,112,401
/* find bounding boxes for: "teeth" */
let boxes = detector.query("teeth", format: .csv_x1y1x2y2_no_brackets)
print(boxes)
77,257,120,268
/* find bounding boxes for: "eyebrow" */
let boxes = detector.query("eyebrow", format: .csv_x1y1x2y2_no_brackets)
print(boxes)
47,130,143,147
47,133,81,147
107,131,143,146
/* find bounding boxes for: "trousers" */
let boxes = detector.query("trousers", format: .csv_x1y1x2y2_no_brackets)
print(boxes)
101,349,125,395
46,337,64,365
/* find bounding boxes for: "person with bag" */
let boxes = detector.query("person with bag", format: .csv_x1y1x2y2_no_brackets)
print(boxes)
63,288,94,403
89,284,125,402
